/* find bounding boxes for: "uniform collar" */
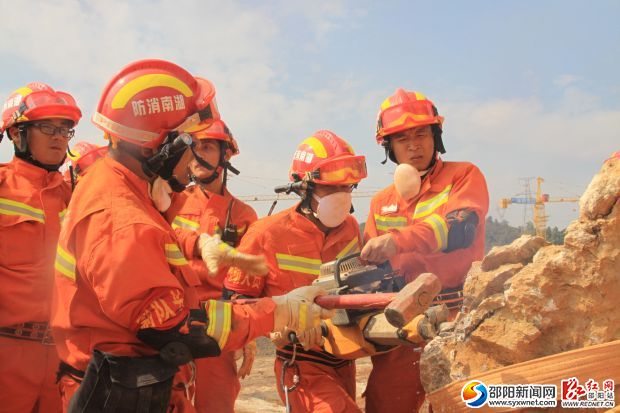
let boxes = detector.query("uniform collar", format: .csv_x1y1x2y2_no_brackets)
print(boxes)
419,156,444,194
287,203,352,243
103,156,151,205
10,156,63,187
288,203,325,236
201,186,233,210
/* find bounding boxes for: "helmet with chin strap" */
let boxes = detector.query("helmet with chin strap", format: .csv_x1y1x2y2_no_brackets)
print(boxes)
375,88,445,165
1,82,82,170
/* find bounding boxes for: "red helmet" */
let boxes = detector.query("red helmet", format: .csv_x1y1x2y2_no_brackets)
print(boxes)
186,119,239,156
1,82,82,134
92,60,220,148
375,89,443,144
67,141,108,176
289,130,367,185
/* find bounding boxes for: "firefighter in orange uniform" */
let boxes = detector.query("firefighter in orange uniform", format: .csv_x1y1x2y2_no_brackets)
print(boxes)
224,130,367,413
166,119,258,413
360,89,489,412
0,83,81,413
51,59,332,413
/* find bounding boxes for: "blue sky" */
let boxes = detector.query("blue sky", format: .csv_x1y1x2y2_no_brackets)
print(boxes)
1,0,618,228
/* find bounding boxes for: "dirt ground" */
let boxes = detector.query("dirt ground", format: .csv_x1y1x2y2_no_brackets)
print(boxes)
234,337,373,412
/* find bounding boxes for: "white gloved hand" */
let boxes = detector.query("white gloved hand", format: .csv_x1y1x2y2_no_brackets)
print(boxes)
198,233,268,277
271,285,334,333
296,325,325,351
235,341,257,379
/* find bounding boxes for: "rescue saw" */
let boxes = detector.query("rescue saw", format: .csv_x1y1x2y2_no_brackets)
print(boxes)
234,254,445,359
314,253,444,359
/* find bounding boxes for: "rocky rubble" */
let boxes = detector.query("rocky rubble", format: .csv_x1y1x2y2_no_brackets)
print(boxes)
420,154,620,397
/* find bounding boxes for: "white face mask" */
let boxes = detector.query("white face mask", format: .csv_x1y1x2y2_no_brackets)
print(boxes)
149,177,173,212
312,191,352,228
394,163,422,201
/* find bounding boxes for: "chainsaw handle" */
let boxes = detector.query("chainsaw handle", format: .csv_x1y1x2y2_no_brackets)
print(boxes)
232,293,396,310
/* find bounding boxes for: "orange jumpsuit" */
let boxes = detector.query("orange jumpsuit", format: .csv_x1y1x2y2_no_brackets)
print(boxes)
363,158,489,413
51,157,275,412
166,185,257,413
0,157,70,413
224,205,363,413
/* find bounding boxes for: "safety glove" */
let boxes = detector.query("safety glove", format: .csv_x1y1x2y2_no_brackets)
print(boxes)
198,233,268,277
296,325,325,350
235,340,257,379
400,304,450,343
271,286,334,335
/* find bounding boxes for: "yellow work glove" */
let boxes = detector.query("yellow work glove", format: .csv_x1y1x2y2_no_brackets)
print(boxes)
235,341,257,379
271,286,334,334
360,233,398,263
296,325,325,350
198,233,268,277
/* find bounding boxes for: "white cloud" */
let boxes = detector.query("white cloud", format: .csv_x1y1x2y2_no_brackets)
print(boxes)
554,74,580,88
0,1,616,230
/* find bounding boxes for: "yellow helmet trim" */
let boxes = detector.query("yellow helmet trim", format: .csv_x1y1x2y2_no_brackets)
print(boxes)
302,136,328,158
111,74,194,109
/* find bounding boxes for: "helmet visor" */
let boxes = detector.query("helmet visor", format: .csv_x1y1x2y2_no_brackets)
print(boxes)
379,101,440,136
314,155,367,185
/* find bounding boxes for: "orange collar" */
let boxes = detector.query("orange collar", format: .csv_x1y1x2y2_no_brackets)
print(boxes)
10,156,63,187
102,156,151,205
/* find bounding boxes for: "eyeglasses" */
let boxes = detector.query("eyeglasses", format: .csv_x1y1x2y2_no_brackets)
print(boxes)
30,123,75,139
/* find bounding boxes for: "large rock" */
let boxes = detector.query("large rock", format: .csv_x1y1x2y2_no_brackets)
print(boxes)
421,154,620,403
480,235,547,271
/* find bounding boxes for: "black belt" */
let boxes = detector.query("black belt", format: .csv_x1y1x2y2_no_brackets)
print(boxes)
277,346,351,369
56,361,85,384
0,322,54,345
433,285,464,310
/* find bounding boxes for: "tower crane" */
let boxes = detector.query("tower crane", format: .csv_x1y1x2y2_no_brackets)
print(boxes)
499,177,579,240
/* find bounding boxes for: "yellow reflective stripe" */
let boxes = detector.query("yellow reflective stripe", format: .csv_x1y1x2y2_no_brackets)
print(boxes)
171,216,200,232
299,302,308,332
0,197,45,222
413,185,452,220
275,253,321,276
205,299,232,349
165,243,188,266
55,245,76,280
336,236,360,259
374,214,407,232
424,213,448,252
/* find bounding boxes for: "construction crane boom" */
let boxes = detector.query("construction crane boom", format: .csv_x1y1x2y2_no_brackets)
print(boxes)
237,191,377,202
499,177,579,240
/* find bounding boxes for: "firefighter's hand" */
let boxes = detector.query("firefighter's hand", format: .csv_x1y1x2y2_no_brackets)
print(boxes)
269,330,289,347
297,325,324,351
271,286,335,333
401,304,450,342
361,233,398,263
198,234,268,277
235,341,257,379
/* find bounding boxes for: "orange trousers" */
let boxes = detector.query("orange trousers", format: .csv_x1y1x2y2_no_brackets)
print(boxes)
0,336,62,413
194,351,240,413
364,346,424,413
275,358,360,413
